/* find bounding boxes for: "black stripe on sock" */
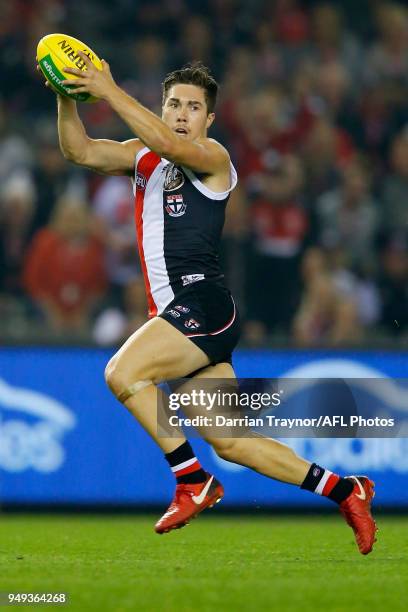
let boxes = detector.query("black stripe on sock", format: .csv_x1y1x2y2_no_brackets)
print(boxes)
165,441,195,468
177,470,207,484
328,478,354,504
300,463,325,492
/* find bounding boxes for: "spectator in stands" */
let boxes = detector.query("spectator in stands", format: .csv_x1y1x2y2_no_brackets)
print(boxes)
301,118,343,203
364,3,408,92
378,234,408,337
23,197,107,334
92,277,147,346
292,247,362,346
92,175,141,306
32,141,72,231
251,21,287,83
127,36,167,111
274,0,310,49
176,16,214,67
232,87,304,181
0,172,36,296
309,2,362,83
314,61,366,150
0,103,33,184
245,153,308,339
218,46,258,141
381,128,408,233
316,157,379,268
327,245,381,329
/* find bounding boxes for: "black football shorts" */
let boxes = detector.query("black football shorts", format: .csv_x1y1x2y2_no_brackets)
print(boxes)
159,279,241,365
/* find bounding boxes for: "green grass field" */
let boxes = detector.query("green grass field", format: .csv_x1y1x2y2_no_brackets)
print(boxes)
0,514,407,611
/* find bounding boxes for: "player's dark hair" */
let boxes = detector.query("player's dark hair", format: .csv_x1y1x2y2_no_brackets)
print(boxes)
162,63,218,114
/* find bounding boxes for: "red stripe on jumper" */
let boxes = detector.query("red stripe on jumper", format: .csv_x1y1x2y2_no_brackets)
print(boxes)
135,151,161,317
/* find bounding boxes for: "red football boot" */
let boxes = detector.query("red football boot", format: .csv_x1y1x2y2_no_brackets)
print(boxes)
155,473,224,534
339,476,378,555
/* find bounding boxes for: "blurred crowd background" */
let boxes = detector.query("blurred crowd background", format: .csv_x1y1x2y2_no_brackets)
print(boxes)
0,0,407,347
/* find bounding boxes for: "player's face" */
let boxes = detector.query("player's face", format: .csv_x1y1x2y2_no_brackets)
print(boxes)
162,84,214,141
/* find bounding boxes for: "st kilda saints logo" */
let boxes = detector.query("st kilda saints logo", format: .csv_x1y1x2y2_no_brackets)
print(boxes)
165,194,187,217
163,164,185,191
184,318,201,330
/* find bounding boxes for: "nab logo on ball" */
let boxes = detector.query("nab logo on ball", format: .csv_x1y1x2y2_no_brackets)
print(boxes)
165,194,187,217
135,172,147,191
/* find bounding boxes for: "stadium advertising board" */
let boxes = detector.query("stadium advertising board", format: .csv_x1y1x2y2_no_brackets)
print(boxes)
0,348,407,507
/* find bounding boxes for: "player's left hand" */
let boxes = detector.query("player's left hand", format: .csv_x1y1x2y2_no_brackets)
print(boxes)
61,51,116,100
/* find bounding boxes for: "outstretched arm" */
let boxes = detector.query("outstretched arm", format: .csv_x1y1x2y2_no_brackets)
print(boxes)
56,95,142,175
62,53,229,175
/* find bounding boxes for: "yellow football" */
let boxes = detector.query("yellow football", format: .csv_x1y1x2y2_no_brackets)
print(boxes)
37,33,103,102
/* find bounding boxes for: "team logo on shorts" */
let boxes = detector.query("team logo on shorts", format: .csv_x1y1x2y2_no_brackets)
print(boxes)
165,194,187,217
184,318,201,330
135,172,147,191
164,164,185,191
165,309,181,318
174,305,190,313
